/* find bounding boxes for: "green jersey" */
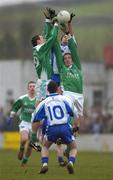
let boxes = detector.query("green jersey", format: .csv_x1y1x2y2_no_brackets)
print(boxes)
11,94,36,122
55,36,83,94
32,23,58,80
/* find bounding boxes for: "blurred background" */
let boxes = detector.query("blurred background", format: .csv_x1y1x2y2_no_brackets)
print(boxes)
0,0,113,151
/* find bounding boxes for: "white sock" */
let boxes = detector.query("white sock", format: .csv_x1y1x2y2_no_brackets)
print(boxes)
69,161,73,166
43,163,48,167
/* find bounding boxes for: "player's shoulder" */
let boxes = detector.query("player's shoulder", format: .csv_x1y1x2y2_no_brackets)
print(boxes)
57,94,72,103
62,94,70,100
35,44,44,52
62,95,73,105
19,94,28,100
35,100,45,112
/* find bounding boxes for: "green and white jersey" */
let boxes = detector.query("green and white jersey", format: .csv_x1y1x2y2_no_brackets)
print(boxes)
56,36,83,94
32,22,59,80
11,94,36,122
61,64,83,93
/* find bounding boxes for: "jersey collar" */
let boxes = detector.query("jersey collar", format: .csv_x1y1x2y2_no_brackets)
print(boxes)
47,93,59,97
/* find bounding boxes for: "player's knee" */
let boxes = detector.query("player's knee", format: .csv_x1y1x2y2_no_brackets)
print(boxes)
21,134,29,143
69,141,77,150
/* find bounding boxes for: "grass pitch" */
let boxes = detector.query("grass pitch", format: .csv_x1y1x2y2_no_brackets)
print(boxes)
0,150,113,180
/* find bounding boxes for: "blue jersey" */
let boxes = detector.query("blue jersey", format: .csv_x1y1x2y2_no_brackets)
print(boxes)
32,93,78,126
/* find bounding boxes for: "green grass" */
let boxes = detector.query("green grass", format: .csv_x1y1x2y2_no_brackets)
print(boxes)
0,150,113,180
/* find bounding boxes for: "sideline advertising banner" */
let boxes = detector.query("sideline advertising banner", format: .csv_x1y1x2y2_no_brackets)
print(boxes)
3,132,20,149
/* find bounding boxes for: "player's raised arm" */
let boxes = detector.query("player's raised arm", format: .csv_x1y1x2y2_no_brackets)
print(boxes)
42,18,52,40
68,13,75,36
41,22,59,53
52,39,64,73
33,22,59,56
67,21,81,70
42,8,56,40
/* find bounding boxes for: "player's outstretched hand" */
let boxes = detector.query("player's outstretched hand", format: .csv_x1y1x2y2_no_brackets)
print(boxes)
68,13,75,23
48,7,57,19
42,7,56,20
42,8,50,19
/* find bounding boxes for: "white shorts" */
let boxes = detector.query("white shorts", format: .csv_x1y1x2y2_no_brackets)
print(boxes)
35,79,50,101
63,91,84,116
19,121,32,134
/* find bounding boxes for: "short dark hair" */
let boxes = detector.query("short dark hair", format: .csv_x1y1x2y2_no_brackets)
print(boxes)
47,80,58,93
63,52,71,58
31,35,40,47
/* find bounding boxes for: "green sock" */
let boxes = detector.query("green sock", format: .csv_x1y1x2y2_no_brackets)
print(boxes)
31,132,37,143
22,156,28,164
64,146,70,158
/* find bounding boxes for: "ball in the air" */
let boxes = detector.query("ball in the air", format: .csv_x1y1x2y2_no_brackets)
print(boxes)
57,10,70,24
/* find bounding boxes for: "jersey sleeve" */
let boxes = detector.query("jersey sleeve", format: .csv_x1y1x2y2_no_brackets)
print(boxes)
42,19,53,40
64,97,78,119
68,35,81,70
38,24,59,55
11,98,22,113
32,101,45,122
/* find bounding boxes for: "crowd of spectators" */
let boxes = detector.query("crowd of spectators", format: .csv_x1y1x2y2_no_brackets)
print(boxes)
80,106,113,134
0,103,113,133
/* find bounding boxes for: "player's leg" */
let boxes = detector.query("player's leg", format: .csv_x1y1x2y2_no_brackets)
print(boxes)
21,141,32,167
18,121,32,165
73,93,84,128
39,125,59,174
65,95,83,166
56,144,67,166
64,92,83,160
60,124,77,174
35,79,49,107
64,144,70,159
21,126,32,166
18,130,29,160
41,127,67,167
22,120,42,166
39,140,52,174
67,141,77,174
